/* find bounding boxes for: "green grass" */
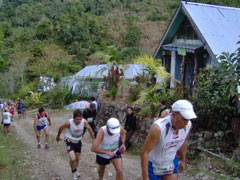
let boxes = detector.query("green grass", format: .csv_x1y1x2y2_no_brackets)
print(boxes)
0,125,31,179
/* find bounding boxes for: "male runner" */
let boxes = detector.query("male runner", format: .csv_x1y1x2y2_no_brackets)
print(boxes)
56,109,95,180
34,108,51,149
91,118,126,180
141,100,197,180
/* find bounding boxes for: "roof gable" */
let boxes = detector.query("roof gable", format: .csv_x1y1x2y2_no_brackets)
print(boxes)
154,1,240,60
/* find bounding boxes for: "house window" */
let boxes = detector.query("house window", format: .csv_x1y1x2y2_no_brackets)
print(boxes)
176,18,198,40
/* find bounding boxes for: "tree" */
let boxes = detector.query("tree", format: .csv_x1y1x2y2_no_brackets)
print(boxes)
29,44,74,82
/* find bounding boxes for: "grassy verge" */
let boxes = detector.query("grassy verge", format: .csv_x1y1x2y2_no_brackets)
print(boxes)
0,125,31,179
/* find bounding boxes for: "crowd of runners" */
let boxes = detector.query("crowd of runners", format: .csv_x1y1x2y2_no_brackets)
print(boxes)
1,97,197,180
0,99,27,135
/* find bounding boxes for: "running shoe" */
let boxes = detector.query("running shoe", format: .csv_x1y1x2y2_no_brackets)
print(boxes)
37,144,41,149
45,144,49,149
72,172,77,180
76,171,81,177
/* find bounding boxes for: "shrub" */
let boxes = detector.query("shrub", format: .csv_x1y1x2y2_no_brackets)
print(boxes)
193,52,239,130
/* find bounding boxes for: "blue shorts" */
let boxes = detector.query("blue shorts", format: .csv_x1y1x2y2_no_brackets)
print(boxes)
36,125,46,131
148,158,179,180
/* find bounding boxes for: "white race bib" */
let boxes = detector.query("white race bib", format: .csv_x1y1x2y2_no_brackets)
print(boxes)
153,161,174,176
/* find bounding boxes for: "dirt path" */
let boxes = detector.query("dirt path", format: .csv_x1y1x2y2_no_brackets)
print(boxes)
12,109,142,180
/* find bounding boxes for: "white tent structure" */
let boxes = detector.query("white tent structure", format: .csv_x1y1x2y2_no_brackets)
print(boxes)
62,64,147,95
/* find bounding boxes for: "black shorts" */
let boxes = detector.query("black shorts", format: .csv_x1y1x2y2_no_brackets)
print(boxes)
3,124,10,126
96,150,122,165
64,138,82,153
17,110,22,114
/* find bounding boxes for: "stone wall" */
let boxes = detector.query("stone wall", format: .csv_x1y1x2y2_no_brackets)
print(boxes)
95,95,152,146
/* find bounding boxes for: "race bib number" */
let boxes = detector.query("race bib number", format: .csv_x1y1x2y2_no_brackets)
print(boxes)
153,162,174,176
87,117,93,123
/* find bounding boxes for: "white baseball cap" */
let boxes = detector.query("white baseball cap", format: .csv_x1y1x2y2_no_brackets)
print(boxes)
172,100,197,120
107,118,120,134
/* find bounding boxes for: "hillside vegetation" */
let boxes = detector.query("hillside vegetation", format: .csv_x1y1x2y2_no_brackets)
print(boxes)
0,0,239,97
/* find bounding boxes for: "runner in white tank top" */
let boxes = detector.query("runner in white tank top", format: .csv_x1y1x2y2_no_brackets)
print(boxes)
34,108,51,149
2,109,12,135
141,100,197,180
92,118,127,180
56,109,95,180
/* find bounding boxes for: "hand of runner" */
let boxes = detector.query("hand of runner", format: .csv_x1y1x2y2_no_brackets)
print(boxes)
56,136,61,142
178,160,186,173
107,151,115,158
119,144,126,154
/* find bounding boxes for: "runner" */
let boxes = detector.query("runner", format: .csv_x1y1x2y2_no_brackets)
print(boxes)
91,118,126,180
141,100,197,180
9,104,15,121
56,109,95,180
16,99,23,119
2,109,12,135
22,103,27,118
34,108,51,149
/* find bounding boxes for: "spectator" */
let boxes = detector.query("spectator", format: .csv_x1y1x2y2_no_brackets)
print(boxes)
83,103,97,137
90,97,98,112
124,107,137,149
158,99,170,118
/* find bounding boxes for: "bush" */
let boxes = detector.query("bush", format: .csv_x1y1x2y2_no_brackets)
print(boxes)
193,52,239,130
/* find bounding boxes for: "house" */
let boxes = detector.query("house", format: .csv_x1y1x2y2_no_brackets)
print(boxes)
62,64,147,95
153,1,240,88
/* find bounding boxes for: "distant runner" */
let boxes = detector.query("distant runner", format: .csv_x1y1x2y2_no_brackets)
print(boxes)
22,103,27,118
91,118,126,180
9,104,15,121
56,109,95,180
34,108,51,149
2,109,12,135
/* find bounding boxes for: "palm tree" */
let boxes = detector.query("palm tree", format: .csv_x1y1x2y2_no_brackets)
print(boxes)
134,54,170,86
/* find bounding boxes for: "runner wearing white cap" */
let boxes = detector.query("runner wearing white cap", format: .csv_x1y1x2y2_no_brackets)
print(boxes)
91,118,126,180
141,100,197,180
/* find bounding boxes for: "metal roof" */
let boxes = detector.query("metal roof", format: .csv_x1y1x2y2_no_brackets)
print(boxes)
182,1,240,57
74,64,147,79
154,1,240,61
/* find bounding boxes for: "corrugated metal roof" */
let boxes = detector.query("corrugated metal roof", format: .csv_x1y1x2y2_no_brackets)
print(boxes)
182,2,240,57
74,64,147,79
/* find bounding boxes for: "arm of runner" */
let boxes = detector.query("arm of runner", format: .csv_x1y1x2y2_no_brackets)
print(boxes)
141,124,161,180
84,119,95,139
119,126,127,152
33,116,37,132
178,130,191,173
91,128,115,158
47,116,51,126
56,121,69,142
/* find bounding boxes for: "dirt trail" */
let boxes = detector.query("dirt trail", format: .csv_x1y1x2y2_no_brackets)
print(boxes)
12,109,142,180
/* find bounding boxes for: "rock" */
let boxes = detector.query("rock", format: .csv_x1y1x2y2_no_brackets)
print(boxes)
214,132,218,137
198,133,203,137
198,160,211,171
196,172,205,177
108,172,113,177
203,131,212,140
92,168,97,172
198,137,204,143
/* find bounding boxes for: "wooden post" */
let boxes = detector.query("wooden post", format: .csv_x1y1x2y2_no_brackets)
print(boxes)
192,53,198,95
181,55,186,87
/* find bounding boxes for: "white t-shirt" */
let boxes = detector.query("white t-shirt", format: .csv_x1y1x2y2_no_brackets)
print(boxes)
2,112,12,124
